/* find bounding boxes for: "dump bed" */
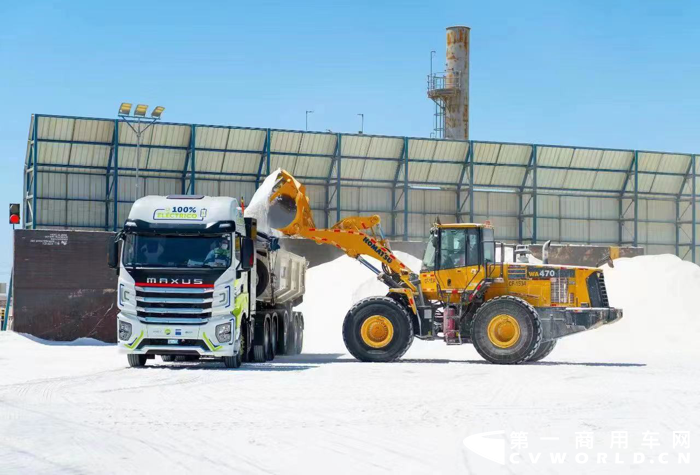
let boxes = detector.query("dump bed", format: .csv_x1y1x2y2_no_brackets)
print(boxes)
255,248,307,306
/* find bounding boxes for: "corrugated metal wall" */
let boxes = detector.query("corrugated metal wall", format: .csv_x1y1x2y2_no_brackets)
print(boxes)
23,114,699,265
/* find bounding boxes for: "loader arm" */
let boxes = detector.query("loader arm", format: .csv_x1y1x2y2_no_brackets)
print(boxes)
265,170,417,292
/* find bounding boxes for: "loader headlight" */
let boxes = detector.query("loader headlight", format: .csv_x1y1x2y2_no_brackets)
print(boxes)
216,322,232,343
118,321,132,341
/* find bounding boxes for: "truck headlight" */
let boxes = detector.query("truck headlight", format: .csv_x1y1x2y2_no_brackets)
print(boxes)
118,321,132,341
216,322,232,343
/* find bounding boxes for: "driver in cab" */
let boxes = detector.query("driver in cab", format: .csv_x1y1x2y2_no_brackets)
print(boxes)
204,238,231,267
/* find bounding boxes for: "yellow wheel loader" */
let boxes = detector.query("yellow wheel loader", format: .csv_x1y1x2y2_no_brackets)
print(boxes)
263,170,623,364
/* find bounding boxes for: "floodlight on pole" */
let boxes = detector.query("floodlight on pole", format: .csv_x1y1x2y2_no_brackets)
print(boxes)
151,106,165,119
357,113,364,134
134,104,148,117
305,110,314,131
117,103,164,199
119,103,132,116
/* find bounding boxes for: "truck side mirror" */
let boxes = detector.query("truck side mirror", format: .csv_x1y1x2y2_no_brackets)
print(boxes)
108,239,120,269
240,238,255,271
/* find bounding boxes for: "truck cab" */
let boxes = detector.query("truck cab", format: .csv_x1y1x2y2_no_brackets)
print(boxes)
109,194,304,368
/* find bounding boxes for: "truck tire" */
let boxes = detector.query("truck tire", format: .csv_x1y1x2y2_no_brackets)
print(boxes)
470,296,542,364
223,333,243,369
161,355,174,362
269,314,278,359
293,312,303,355
342,296,413,362
253,315,270,363
241,319,251,363
278,309,291,355
253,317,270,363
127,354,147,367
527,339,557,362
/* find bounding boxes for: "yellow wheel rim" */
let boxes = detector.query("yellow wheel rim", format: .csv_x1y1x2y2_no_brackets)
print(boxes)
487,314,521,349
360,315,394,349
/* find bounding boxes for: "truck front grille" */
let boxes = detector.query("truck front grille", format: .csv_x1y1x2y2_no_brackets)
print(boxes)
135,286,213,320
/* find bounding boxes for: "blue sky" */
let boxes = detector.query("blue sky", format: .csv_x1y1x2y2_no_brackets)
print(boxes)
1,0,699,282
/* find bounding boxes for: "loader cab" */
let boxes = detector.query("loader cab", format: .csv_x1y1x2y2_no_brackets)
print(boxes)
420,224,495,296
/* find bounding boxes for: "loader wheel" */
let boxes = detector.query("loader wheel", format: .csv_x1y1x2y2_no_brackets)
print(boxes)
342,296,413,362
527,339,557,362
127,354,147,367
470,296,542,364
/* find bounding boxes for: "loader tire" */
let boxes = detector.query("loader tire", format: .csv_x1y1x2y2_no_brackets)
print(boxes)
470,296,542,365
527,339,557,362
342,296,413,362
127,354,147,367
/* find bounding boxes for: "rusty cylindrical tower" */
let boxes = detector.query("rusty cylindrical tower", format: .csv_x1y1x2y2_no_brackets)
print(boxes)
445,26,470,140
428,26,470,140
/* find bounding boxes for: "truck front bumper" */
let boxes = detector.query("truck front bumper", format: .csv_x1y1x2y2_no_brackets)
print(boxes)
117,313,239,357
537,306,623,341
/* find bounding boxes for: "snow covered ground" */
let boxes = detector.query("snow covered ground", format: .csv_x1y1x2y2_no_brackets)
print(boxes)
1,254,699,474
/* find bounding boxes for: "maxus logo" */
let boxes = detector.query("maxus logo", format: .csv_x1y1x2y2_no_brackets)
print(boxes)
362,236,393,263
146,278,204,285
153,207,208,221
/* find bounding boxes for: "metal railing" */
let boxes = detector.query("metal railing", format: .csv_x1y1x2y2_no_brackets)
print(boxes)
427,70,461,92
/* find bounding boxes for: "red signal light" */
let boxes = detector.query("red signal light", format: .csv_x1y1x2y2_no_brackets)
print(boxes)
9,203,20,225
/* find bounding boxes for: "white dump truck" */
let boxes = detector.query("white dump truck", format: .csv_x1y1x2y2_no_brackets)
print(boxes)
108,195,306,368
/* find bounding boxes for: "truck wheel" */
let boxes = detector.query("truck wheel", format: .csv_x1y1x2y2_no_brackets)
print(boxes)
161,355,174,362
241,320,251,363
527,339,557,362
223,333,243,369
294,313,304,355
253,317,270,363
278,310,291,355
269,315,278,359
342,296,413,362
470,296,542,364
127,354,147,367
264,317,274,361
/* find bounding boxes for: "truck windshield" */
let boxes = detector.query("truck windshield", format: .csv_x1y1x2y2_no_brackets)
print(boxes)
122,234,232,268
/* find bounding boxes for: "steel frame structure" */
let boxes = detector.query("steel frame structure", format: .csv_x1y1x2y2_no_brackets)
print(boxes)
24,114,698,264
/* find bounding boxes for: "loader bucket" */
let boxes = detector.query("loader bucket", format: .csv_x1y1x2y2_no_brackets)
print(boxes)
267,170,317,235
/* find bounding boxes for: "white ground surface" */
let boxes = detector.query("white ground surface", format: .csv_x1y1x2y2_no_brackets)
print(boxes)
1,254,699,474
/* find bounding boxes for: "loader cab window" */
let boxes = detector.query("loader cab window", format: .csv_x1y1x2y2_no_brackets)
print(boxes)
482,227,495,265
421,232,438,272
439,229,465,269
